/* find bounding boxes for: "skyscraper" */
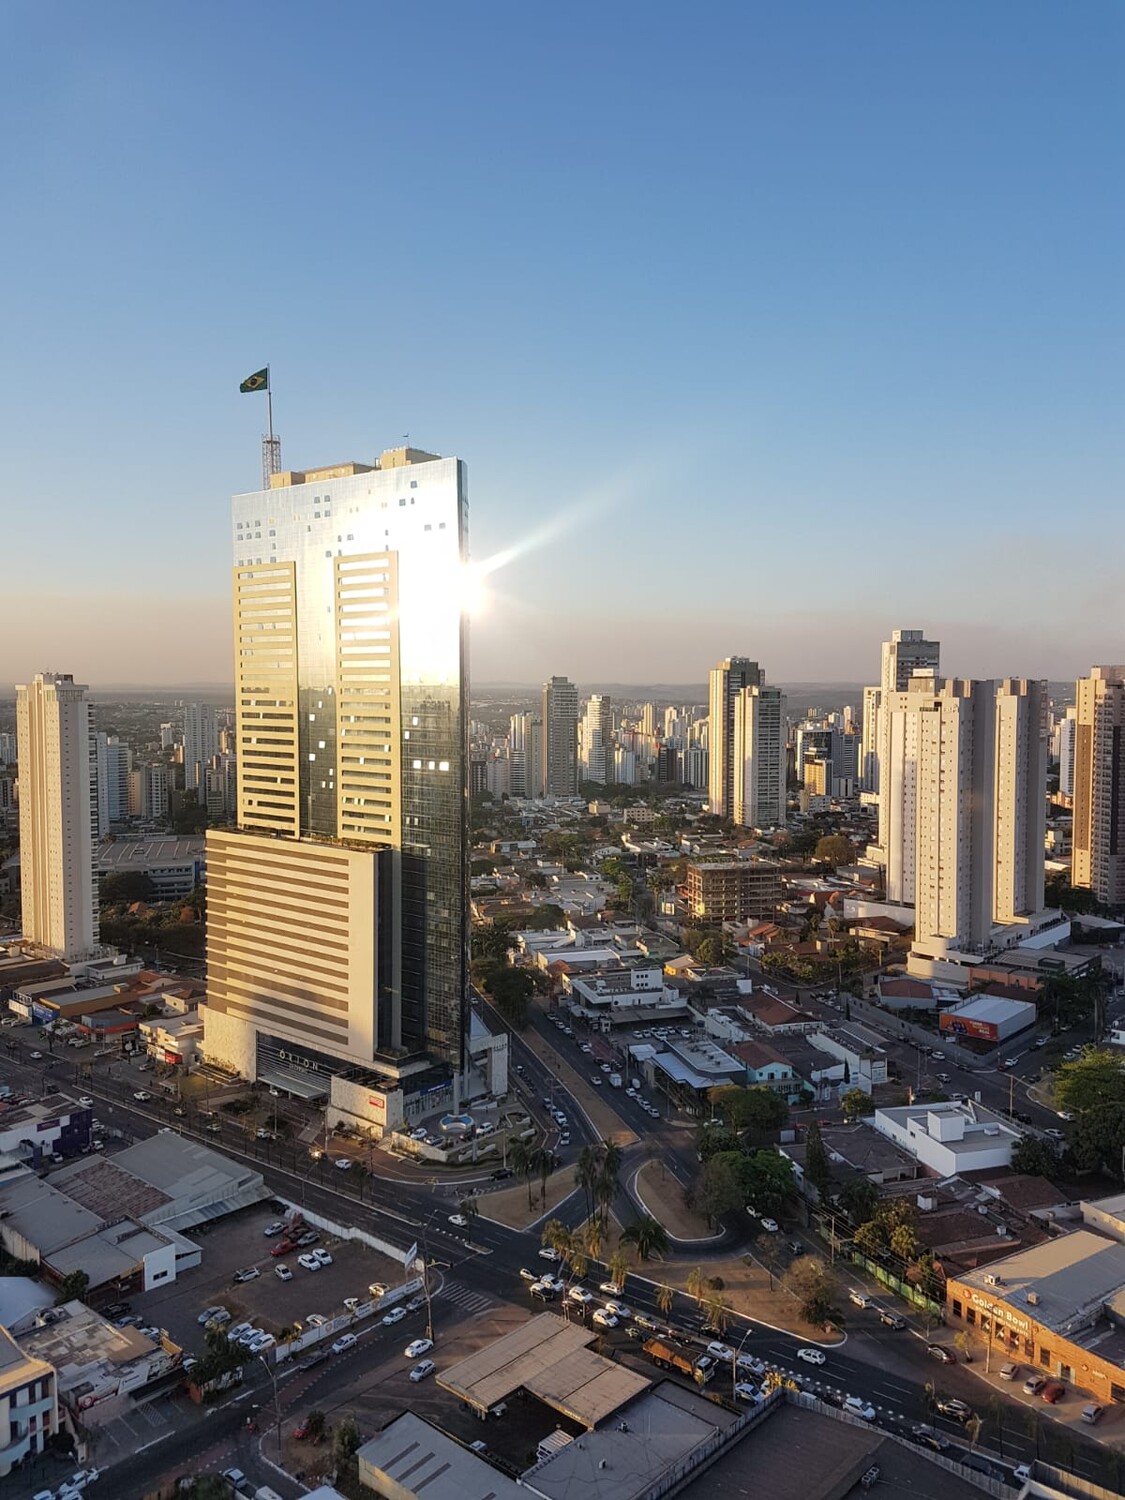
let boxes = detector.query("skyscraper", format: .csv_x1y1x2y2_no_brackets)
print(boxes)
203,446,470,1097
860,685,882,795
731,684,787,828
580,694,613,784
95,733,131,834
182,702,218,793
1072,667,1125,905
541,676,579,795
1056,705,1077,800
16,673,99,961
708,657,762,818
872,629,940,858
508,713,543,799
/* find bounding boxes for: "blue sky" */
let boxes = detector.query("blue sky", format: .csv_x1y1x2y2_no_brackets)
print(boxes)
1,1,1121,688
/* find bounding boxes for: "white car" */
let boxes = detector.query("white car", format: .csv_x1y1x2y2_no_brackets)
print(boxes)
331,1333,358,1354
592,1309,618,1329
760,1218,779,1233
706,1341,733,1361
312,1248,333,1267
409,1358,436,1381
405,1338,434,1358
198,1305,226,1325
297,1253,321,1272
262,1221,285,1237
382,1306,407,1325
133,1090,151,1102
797,1347,826,1365
734,1382,763,1403
844,1396,876,1421
599,1280,623,1295
77,1096,93,1108
566,1287,592,1304
519,1268,537,1281
275,1264,293,1281
449,1214,468,1227
603,1300,630,1320
334,1157,353,1169
538,1246,560,1261
737,1353,766,1377
247,1332,275,1352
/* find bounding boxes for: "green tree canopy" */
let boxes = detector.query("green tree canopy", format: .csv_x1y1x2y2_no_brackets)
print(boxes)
814,835,856,868
711,1084,789,1139
1067,1102,1125,1178
741,1149,794,1215
803,1121,832,1197
841,1087,874,1120
620,1215,671,1262
1010,1135,1062,1179
1054,1050,1125,1114
782,1255,836,1323
99,870,157,905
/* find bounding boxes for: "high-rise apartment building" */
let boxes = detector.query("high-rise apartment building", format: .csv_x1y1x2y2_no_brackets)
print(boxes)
95,733,131,834
541,676,579,795
861,686,881,795
508,712,543,799
1072,667,1125,905
203,447,470,1097
580,694,613,784
872,629,940,857
881,676,1050,972
16,673,99,961
731,683,786,828
0,732,15,764
127,763,170,821
182,702,218,793
708,657,762,818
1057,705,1077,800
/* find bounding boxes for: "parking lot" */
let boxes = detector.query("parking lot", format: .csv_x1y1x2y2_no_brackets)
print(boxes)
122,1204,406,1359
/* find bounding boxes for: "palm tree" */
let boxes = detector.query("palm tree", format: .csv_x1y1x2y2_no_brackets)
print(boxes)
538,1147,559,1206
575,1146,599,1223
687,1266,707,1308
656,1283,675,1318
703,1290,729,1335
597,1140,623,1226
608,1249,629,1291
620,1215,670,1263
541,1218,572,1272
582,1217,604,1265
510,1138,535,1210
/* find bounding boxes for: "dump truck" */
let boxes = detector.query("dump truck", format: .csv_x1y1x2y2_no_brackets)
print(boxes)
642,1336,714,1384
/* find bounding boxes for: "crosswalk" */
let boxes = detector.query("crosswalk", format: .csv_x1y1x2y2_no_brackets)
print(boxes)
437,1279,493,1315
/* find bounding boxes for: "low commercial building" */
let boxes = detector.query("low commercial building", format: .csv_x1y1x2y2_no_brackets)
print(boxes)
11,1300,181,1425
564,966,688,1033
807,1025,889,1092
939,994,1036,1046
729,1040,796,1096
95,837,206,899
945,1226,1125,1405
138,1011,204,1067
873,1100,1022,1176
0,1094,92,1165
684,861,781,924
0,1324,58,1478
357,1412,524,1500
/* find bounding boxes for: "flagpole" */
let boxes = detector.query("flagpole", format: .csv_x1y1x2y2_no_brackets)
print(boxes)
267,365,273,443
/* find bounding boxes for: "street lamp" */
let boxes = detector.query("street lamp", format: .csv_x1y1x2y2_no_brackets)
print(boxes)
258,1353,282,1461
984,1305,1001,1376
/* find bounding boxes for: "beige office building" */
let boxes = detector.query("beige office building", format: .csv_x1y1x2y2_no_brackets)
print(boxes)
16,673,99,961
731,683,786,829
203,447,470,1094
1072,666,1125,906
708,657,762,818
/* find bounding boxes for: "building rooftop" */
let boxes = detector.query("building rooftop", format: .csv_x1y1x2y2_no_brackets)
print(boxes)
0,1275,52,1331
523,1382,737,1500
356,1413,523,1500
437,1313,649,1427
957,1229,1125,1334
875,1100,1022,1161
96,838,206,869
52,1156,170,1221
730,1039,791,1071
0,1173,105,1254
941,994,1036,1026
17,1299,157,1387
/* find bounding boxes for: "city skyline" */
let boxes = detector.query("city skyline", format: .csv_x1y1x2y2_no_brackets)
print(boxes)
2,3,1122,688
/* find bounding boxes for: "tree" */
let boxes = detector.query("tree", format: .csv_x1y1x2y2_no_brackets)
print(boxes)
841,1088,874,1121
696,1125,743,1161
782,1255,836,1323
1067,1102,1125,1177
710,1084,788,1140
510,1138,536,1210
686,1266,708,1307
814,835,855,869
99,870,157,905
608,1249,630,1290
803,1121,831,1198
621,1215,671,1263
702,1289,730,1334
57,1269,90,1303
695,935,729,966
838,1177,878,1225
596,1140,623,1227
304,1409,326,1443
656,1282,675,1317
740,1149,794,1217
1010,1135,1062,1178
484,966,535,1027
954,1330,974,1363
692,1152,746,1225
1054,1049,1125,1115
575,1146,600,1223
538,1147,559,1205
334,1412,362,1469
889,1221,919,1263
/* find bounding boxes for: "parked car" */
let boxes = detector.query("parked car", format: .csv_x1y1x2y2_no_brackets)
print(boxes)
409,1358,436,1381
603,1300,630,1319
312,1248,333,1267
1040,1381,1066,1404
908,1426,947,1453
297,1253,321,1272
262,1221,286,1237
1081,1403,1105,1424
232,1267,260,1284
271,1239,296,1257
591,1309,618,1329
538,1247,560,1261
405,1338,434,1358
566,1287,592,1304
198,1305,226,1325
737,1353,766,1377
998,1362,1020,1381
599,1280,623,1295
759,1217,779,1233
1023,1374,1047,1396
331,1333,358,1355
246,1332,275,1352
275,1264,293,1281
733,1382,763,1404
519,1268,537,1281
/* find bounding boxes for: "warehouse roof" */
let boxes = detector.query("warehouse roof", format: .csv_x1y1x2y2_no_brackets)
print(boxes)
437,1313,649,1427
941,994,1036,1026
957,1230,1125,1333
356,1413,523,1500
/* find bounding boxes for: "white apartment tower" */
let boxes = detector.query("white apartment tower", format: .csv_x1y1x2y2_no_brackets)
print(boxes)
1057,705,1078,800
508,713,543,799
16,673,99,961
731,684,787,829
95,732,131,834
580,695,613,784
882,676,1050,972
708,657,762,818
1072,667,1125,906
541,676,579,796
182,702,218,793
861,684,882,795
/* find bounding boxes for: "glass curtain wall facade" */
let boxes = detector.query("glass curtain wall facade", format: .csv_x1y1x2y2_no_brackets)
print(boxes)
228,450,469,1074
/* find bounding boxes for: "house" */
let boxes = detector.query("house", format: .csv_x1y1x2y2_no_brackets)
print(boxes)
729,1040,797,1097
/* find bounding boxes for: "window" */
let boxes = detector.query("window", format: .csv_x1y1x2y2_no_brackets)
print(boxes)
410,479,418,487
1040,1347,1051,1367
399,498,406,506
966,1307,976,1325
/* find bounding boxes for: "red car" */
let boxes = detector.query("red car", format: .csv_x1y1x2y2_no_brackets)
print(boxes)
271,1239,296,1257
1041,1381,1066,1404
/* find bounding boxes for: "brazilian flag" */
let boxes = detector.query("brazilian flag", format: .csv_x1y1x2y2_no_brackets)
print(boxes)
239,367,269,394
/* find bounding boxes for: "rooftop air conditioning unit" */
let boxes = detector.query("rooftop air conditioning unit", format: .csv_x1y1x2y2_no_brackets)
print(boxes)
1027,1291,1040,1305
977,1205,990,1215
917,1195,937,1212
985,1273,1003,1286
